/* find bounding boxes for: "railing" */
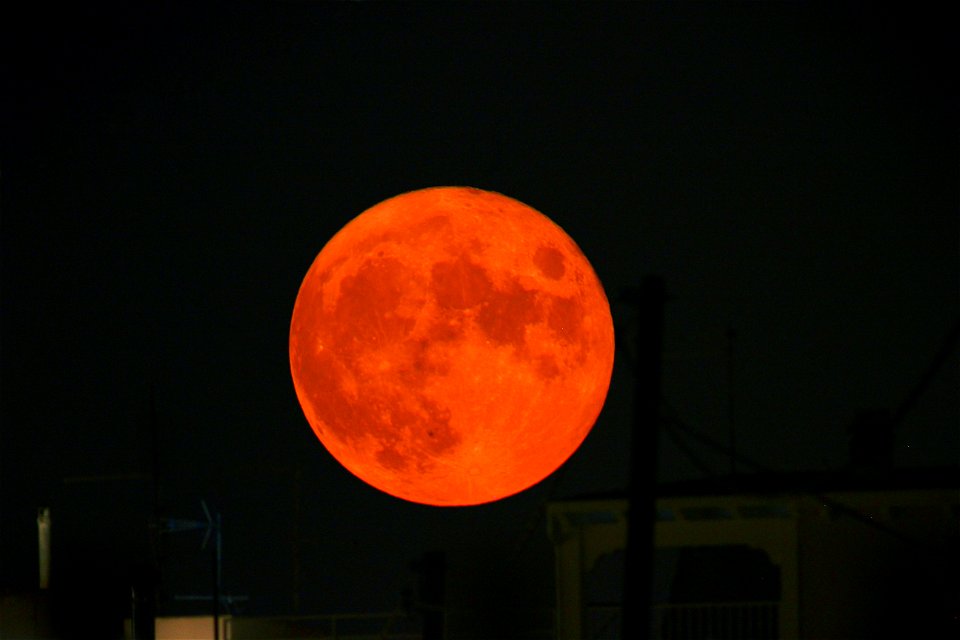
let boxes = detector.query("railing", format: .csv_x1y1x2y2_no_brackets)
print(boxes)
222,608,557,640
651,601,780,640
204,602,781,639
223,610,419,640
579,602,781,640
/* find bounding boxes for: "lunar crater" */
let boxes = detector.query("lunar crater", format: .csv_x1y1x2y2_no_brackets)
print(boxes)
534,245,566,279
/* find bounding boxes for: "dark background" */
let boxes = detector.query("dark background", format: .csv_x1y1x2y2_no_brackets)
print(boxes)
2,0,957,629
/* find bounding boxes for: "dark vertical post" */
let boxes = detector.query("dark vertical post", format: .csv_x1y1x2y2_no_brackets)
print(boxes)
143,384,159,640
131,563,158,640
726,328,737,476
417,550,446,640
622,276,666,640
150,383,160,523
213,512,221,640
292,465,302,614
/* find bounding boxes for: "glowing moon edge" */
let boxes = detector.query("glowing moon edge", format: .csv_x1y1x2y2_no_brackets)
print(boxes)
289,186,615,506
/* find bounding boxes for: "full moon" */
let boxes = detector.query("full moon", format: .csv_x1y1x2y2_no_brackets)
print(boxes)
289,187,614,506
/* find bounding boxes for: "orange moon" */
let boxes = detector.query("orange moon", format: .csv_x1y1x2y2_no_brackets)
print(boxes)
289,187,614,506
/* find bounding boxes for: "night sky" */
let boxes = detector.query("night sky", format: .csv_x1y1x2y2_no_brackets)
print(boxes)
2,0,957,624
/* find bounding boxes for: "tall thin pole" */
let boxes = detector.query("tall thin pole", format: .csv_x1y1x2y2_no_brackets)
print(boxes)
622,276,666,640
292,465,302,614
150,383,160,521
726,327,737,476
214,512,221,640
144,384,160,640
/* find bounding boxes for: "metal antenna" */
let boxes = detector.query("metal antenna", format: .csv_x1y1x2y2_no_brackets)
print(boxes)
161,501,243,640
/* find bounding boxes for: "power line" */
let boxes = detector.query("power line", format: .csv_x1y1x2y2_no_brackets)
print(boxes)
891,317,960,429
659,401,944,557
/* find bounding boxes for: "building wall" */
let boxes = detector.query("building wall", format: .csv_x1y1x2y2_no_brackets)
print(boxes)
0,592,55,640
796,489,958,639
548,487,959,640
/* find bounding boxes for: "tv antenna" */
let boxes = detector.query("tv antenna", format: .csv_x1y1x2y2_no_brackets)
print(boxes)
159,501,248,640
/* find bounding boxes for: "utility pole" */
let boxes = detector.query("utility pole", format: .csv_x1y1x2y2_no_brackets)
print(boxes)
622,276,666,640
292,465,303,614
726,327,738,476
212,506,221,640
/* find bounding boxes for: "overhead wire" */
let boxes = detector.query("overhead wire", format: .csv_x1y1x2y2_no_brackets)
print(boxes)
659,399,946,557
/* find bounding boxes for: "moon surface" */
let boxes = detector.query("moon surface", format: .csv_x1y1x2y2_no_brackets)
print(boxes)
289,187,614,506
